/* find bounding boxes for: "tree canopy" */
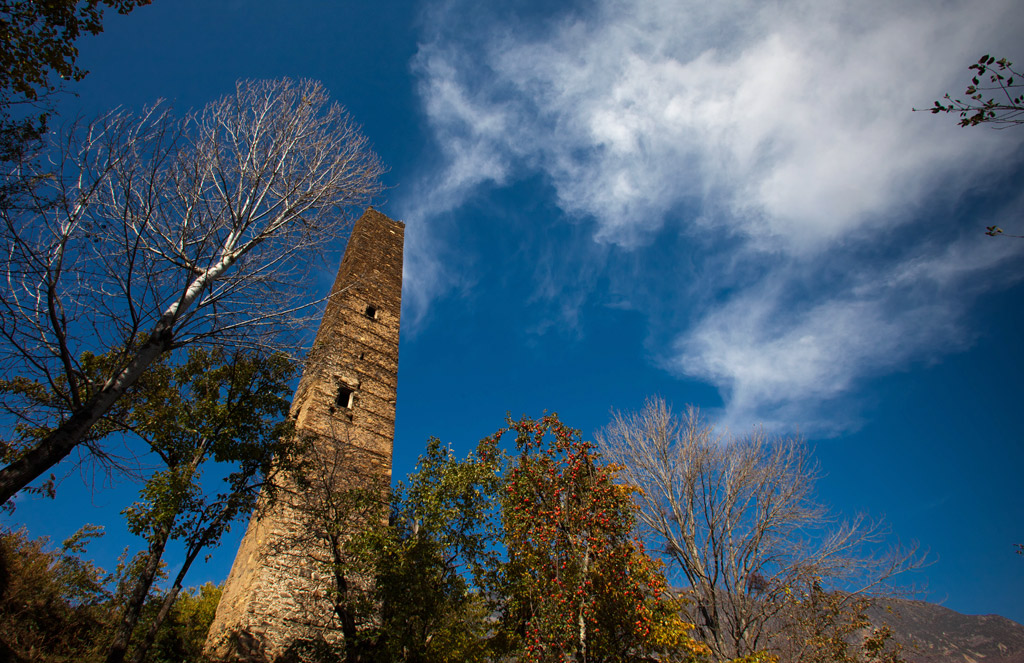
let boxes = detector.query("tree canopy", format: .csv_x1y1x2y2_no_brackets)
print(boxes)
282,413,709,663
1,0,151,179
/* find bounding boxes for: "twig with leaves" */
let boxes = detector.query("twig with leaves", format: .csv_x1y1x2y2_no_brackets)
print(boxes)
917,54,1023,128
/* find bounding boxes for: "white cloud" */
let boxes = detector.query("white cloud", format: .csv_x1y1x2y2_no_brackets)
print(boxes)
407,0,1024,429
398,217,461,331
415,0,1018,246
679,227,1024,432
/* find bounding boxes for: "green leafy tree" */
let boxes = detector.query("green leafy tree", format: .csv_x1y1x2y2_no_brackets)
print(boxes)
0,0,151,167
103,348,297,663
284,435,499,663
0,525,113,661
144,583,222,663
367,437,501,662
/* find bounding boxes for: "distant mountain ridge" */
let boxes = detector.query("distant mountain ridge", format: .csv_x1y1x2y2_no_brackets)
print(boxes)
866,598,1024,663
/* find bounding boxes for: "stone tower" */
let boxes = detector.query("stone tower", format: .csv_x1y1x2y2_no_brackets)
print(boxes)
204,208,404,661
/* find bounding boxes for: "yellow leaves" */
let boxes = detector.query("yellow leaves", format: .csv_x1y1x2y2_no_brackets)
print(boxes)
726,652,780,663
647,611,712,661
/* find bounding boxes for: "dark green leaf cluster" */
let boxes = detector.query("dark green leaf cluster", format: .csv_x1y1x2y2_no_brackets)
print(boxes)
142,583,222,663
319,436,500,662
0,1,151,203
0,525,222,663
1,0,148,101
0,350,126,466
121,347,297,543
0,0,150,120
0,525,113,660
920,54,1024,127
0,345,186,480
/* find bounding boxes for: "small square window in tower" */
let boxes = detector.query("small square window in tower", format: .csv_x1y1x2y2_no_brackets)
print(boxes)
336,384,355,409
364,304,378,320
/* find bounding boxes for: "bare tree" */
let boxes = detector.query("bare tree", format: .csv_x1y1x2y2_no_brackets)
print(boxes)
0,78,385,505
597,397,922,661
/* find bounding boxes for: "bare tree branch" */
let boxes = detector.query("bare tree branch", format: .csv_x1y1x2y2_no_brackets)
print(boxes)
597,397,924,660
0,78,386,505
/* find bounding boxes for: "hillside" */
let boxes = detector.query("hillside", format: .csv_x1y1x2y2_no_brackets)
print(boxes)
867,598,1024,663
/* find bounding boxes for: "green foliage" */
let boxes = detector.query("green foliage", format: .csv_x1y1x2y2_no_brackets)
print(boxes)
104,347,297,663
294,413,710,662
0,0,151,213
374,437,500,661
320,437,499,662
0,525,113,661
0,0,151,144
121,346,297,544
0,347,162,506
0,526,225,663
1,346,296,663
364,438,495,659
144,583,222,663
1,0,149,101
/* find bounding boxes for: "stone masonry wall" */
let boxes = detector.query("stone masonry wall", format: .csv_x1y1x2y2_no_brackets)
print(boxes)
204,209,404,662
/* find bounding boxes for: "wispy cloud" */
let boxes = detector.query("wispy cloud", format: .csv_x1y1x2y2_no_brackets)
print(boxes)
406,0,1024,429
672,232,1022,432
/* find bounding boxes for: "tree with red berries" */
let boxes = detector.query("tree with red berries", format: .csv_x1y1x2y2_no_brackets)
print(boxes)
490,413,707,663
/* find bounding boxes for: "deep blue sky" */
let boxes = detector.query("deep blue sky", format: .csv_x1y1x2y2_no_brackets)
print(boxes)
4,0,1023,624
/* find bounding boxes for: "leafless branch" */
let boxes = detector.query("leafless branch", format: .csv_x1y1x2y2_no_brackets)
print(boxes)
0,78,386,504
597,397,925,660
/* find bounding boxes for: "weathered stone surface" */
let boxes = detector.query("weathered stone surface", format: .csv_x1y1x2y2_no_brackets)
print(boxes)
204,209,403,662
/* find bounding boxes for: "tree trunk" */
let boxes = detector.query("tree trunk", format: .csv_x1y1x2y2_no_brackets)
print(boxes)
106,521,172,663
128,583,181,663
578,544,590,662
0,330,173,505
0,248,230,507
127,553,192,663
128,509,227,663
329,536,363,663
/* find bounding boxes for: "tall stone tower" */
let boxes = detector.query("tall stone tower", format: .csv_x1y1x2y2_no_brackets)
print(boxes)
204,208,404,661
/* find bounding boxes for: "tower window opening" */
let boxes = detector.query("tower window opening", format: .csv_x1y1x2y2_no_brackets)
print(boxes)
336,384,354,409
364,305,378,320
